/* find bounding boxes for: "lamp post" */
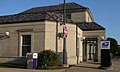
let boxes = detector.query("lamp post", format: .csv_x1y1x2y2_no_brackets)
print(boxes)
63,0,67,64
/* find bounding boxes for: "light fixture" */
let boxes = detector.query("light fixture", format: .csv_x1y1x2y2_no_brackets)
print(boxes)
101,36,105,40
81,37,85,41
58,32,64,39
0,32,10,39
5,32,10,36
83,37,86,40
98,36,105,41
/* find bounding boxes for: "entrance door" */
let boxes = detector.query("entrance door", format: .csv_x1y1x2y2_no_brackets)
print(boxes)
87,43,95,60
83,38,98,62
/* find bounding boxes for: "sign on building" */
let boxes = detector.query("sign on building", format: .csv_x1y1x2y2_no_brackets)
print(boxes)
101,41,110,49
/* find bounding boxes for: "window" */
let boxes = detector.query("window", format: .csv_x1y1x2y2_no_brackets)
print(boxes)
66,13,71,19
22,35,31,56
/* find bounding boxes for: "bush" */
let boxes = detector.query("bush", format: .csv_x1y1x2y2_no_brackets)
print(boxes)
38,50,58,67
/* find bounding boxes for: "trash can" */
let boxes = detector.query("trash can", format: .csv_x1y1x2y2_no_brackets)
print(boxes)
26,53,33,69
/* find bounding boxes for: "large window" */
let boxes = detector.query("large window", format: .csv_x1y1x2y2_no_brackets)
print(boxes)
22,35,31,56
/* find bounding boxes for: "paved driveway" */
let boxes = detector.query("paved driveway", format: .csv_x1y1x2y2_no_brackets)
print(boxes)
112,56,120,72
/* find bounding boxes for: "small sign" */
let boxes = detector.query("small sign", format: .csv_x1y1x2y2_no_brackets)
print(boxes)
101,41,110,49
33,53,38,59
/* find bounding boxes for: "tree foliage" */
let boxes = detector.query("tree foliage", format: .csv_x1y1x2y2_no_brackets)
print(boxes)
107,37,119,54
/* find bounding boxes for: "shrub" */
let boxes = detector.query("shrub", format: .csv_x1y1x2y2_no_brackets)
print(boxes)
38,50,58,67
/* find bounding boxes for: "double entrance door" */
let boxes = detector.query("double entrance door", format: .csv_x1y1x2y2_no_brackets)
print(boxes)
83,38,98,62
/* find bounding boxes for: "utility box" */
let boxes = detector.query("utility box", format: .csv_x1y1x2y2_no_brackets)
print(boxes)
26,53,33,69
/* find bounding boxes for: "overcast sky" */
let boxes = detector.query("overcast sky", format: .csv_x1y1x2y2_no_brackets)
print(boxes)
0,0,120,44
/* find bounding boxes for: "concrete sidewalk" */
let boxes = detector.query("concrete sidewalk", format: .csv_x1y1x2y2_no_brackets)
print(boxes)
0,68,65,72
0,63,112,72
68,62,112,72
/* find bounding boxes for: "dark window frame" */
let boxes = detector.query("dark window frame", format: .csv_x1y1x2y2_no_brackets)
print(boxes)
22,35,31,56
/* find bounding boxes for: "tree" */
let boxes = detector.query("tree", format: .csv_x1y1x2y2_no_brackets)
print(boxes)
107,37,119,55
